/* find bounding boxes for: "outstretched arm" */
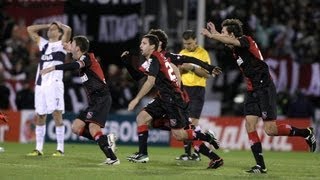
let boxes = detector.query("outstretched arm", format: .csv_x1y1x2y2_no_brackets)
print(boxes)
201,22,241,47
40,60,84,75
167,52,222,76
121,51,145,81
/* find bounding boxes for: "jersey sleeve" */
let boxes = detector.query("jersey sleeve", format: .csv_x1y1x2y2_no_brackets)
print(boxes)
147,56,159,77
79,54,92,68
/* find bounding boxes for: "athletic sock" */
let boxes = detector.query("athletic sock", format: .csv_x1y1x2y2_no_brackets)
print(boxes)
35,125,46,152
138,125,149,155
289,126,310,138
248,131,266,169
183,140,192,155
56,125,65,152
196,143,220,160
186,129,209,141
95,132,117,160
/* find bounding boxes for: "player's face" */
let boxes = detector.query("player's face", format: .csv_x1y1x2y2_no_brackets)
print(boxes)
221,27,234,48
183,38,197,52
70,41,79,59
140,38,154,57
47,24,61,40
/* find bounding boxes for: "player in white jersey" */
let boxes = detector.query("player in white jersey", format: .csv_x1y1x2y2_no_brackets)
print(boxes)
26,22,71,156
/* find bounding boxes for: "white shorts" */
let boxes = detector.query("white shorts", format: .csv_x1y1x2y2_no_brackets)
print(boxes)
35,81,65,115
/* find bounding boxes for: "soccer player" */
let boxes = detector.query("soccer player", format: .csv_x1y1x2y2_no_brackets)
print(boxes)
175,30,213,161
125,34,221,169
27,22,71,156
40,35,119,165
201,18,317,173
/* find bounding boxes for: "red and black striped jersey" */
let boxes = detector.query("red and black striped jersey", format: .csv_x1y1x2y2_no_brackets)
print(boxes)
138,51,188,103
233,35,272,91
78,53,108,96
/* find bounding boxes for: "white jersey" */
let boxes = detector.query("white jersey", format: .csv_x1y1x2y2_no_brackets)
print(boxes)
35,37,66,86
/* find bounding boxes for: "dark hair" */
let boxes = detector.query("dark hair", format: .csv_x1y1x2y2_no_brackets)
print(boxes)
143,34,159,51
73,35,90,53
221,19,243,37
148,29,168,50
182,30,196,40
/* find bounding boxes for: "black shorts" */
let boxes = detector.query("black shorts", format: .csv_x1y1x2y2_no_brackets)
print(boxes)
78,92,112,127
244,83,277,121
184,86,205,119
144,96,189,129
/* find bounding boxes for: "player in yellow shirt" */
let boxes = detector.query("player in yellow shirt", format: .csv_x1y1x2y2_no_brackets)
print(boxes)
176,30,213,161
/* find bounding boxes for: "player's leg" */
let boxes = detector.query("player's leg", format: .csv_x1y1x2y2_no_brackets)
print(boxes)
47,82,65,156
128,110,152,163
193,141,223,169
27,86,46,156
261,84,316,152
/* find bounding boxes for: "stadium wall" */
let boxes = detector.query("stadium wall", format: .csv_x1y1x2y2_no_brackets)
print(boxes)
0,110,312,152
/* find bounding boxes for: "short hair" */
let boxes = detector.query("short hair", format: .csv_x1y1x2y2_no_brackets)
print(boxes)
182,30,196,40
148,29,168,50
221,19,243,37
73,35,89,53
143,34,159,51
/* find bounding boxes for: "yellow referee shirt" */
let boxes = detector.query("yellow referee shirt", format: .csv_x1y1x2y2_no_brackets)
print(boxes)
179,46,210,87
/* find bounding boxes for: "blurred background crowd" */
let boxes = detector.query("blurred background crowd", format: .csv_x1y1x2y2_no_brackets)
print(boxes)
0,0,319,120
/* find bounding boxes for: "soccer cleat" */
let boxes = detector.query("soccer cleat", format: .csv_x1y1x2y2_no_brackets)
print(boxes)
207,158,224,169
129,153,149,163
27,150,43,156
206,130,220,149
190,152,201,161
102,158,120,165
246,165,267,173
305,127,316,152
107,133,117,152
175,153,191,161
127,152,139,161
52,150,64,157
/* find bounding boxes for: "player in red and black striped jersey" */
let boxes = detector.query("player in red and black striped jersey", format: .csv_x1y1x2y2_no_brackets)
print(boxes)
125,34,221,167
202,18,316,173
40,36,119,165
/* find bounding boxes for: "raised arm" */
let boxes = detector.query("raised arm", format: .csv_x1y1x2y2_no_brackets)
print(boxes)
55,22,72,43
121,51,145,81
201,22,241,47
27,24,50,43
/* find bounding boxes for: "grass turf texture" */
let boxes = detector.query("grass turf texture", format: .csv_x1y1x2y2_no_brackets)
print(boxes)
0,142,319,180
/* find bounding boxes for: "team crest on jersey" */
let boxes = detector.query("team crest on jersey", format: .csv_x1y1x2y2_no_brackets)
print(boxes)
80,73,89,82
170,118,177,127
141,58,152,72
261,111,268,120
86,112,93,119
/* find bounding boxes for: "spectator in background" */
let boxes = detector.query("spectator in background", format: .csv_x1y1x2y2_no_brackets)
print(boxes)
0,72,10,109
15,80,34,110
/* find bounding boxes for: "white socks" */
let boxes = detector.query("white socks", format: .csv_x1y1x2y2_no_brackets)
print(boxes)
35,125,46,152
55,126,65,152
35,125,65,153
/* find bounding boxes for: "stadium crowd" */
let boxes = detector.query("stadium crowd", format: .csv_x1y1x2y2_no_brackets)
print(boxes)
0,0,319,118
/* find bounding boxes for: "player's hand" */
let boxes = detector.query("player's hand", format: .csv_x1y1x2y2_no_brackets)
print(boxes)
0,112,8,123
128,98,139,111
121,51,129,58
40,66,55,75
212,66,222,76
180,63,194,72
201,28,212,38
206,22,219,34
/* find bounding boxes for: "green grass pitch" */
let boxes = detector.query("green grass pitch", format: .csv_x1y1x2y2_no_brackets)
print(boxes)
0,143,319,180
